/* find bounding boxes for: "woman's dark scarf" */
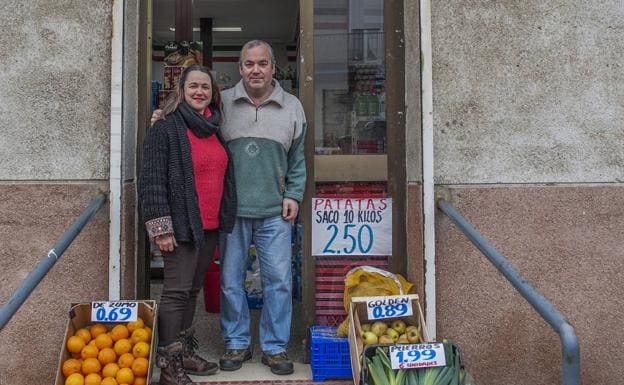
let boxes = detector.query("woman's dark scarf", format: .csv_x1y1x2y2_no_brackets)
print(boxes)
176,100,221,137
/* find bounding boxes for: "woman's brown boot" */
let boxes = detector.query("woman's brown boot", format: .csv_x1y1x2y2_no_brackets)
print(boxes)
179,327,218,375
156,341,193,385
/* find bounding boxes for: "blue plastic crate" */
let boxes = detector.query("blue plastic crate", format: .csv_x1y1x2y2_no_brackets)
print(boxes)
309,325,353,381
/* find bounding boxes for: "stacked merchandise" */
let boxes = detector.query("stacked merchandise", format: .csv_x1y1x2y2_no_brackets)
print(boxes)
157,41,203,108
245,245,263,309
349,63,386,154
292,222,303,302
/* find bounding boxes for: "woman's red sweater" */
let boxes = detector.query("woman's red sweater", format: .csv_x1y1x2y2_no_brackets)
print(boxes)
187,107,228,230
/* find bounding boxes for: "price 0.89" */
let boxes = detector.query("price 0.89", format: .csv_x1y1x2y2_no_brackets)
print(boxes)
372,303,408,318
396,349,437,363
322,224,374,254
95,307,133,322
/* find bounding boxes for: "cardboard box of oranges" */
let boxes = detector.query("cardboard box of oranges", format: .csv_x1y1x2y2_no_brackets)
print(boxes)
54,301,157,385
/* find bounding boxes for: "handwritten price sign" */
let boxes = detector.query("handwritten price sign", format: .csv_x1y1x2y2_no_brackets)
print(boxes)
389,343,446,369
366,295,413,320
91,301,138,322
311,198,392,256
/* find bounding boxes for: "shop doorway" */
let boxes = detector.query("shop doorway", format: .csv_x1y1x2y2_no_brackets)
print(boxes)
136,0,406,376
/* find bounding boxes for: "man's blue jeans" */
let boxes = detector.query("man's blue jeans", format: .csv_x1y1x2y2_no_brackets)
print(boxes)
220,215,293,354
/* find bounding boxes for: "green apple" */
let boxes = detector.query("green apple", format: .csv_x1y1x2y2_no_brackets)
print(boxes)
407,329,420,343
362,331,379,346
385,327,399,342
398,333,409,343
378,334,395,344
370,321,388,336
391,319,407,334
361,323,372,332
405,325,418,334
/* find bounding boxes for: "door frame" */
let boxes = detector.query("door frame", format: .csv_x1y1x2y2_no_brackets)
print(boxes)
298,0,407,329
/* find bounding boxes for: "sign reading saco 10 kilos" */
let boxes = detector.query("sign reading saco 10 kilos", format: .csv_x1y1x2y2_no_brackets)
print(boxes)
312,197,392,256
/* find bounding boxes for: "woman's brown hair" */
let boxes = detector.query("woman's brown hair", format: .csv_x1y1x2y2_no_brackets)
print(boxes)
160,64,223,119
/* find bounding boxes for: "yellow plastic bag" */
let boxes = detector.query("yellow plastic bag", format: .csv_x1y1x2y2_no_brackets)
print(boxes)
336,266,416,335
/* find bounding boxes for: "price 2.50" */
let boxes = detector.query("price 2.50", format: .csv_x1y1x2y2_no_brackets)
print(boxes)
322,224,374,254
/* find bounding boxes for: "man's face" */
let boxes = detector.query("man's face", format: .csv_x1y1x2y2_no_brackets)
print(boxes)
239,44,275,95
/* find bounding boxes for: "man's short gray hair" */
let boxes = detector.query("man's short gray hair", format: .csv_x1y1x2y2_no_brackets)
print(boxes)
239,40,275,65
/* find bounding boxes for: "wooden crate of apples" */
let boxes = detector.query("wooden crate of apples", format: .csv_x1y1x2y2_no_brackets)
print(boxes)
360,319,421,346
348,294,430,385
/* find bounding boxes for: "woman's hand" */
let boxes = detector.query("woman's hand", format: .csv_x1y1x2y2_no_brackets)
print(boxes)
155,233,178,252
150,109,163,126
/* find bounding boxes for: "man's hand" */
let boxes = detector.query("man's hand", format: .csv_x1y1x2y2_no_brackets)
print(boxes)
150,109,164,126
155,233,178,252
282,197,299,221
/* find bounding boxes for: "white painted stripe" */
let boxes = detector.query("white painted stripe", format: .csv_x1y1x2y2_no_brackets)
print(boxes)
420,0,436,339
109,0,123,301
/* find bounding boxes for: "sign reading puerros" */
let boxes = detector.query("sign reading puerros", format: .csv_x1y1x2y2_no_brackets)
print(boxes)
312,197,392,256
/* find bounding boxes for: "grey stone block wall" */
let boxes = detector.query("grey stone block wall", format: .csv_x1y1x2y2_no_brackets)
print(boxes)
0,1,112,180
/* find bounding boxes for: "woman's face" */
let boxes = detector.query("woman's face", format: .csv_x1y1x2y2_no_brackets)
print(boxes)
183,70,213,113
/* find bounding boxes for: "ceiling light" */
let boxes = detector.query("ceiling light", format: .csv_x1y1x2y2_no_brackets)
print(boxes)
212,27,242,32
169,27,242,32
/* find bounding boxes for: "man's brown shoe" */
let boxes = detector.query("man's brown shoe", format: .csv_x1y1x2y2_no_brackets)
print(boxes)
219,347,252,371
261,352,294,375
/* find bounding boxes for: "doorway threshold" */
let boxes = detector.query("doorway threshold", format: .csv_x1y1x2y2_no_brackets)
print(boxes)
152,362,352,384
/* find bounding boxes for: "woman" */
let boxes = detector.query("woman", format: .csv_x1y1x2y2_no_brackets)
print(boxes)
139,64,236,385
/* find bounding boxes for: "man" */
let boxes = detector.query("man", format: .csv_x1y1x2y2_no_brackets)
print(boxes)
218,40,306,375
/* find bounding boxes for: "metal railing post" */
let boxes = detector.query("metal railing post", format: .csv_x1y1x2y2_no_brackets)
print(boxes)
0,192,107,330
437,199,580,385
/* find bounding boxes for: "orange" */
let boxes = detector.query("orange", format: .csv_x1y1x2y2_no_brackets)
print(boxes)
90,323,108,339
101,362,120,378
67,335,86,354
113,339,132,356
65,372,85,385
131,357,148,377
81,357,102,375
94,333,114,350
115,368,134,385
84,373,102,385
62,358,83,377
133,377,147,385
88,340,97,347
129,328,149,345
131,342,150,358
143,326,152,337
81,344,99,360
97,347,117,365
75,328,92,344
126,317,144,333
110,325,129,342
117,352,134,368
100,378,118,385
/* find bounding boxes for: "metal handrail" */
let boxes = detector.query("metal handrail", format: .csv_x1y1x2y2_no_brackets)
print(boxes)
437,199,580,385
0,192,107,330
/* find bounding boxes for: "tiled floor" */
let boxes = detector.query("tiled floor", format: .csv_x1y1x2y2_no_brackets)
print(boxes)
150,281,319,383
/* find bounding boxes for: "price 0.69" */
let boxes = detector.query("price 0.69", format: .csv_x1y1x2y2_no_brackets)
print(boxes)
94,307,133,322
91,301,138,323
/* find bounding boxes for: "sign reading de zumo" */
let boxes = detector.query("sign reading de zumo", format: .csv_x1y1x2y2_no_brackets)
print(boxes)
311,197,392,256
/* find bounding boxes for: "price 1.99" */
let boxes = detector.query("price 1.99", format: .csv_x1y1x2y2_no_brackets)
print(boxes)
389,343,446,369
